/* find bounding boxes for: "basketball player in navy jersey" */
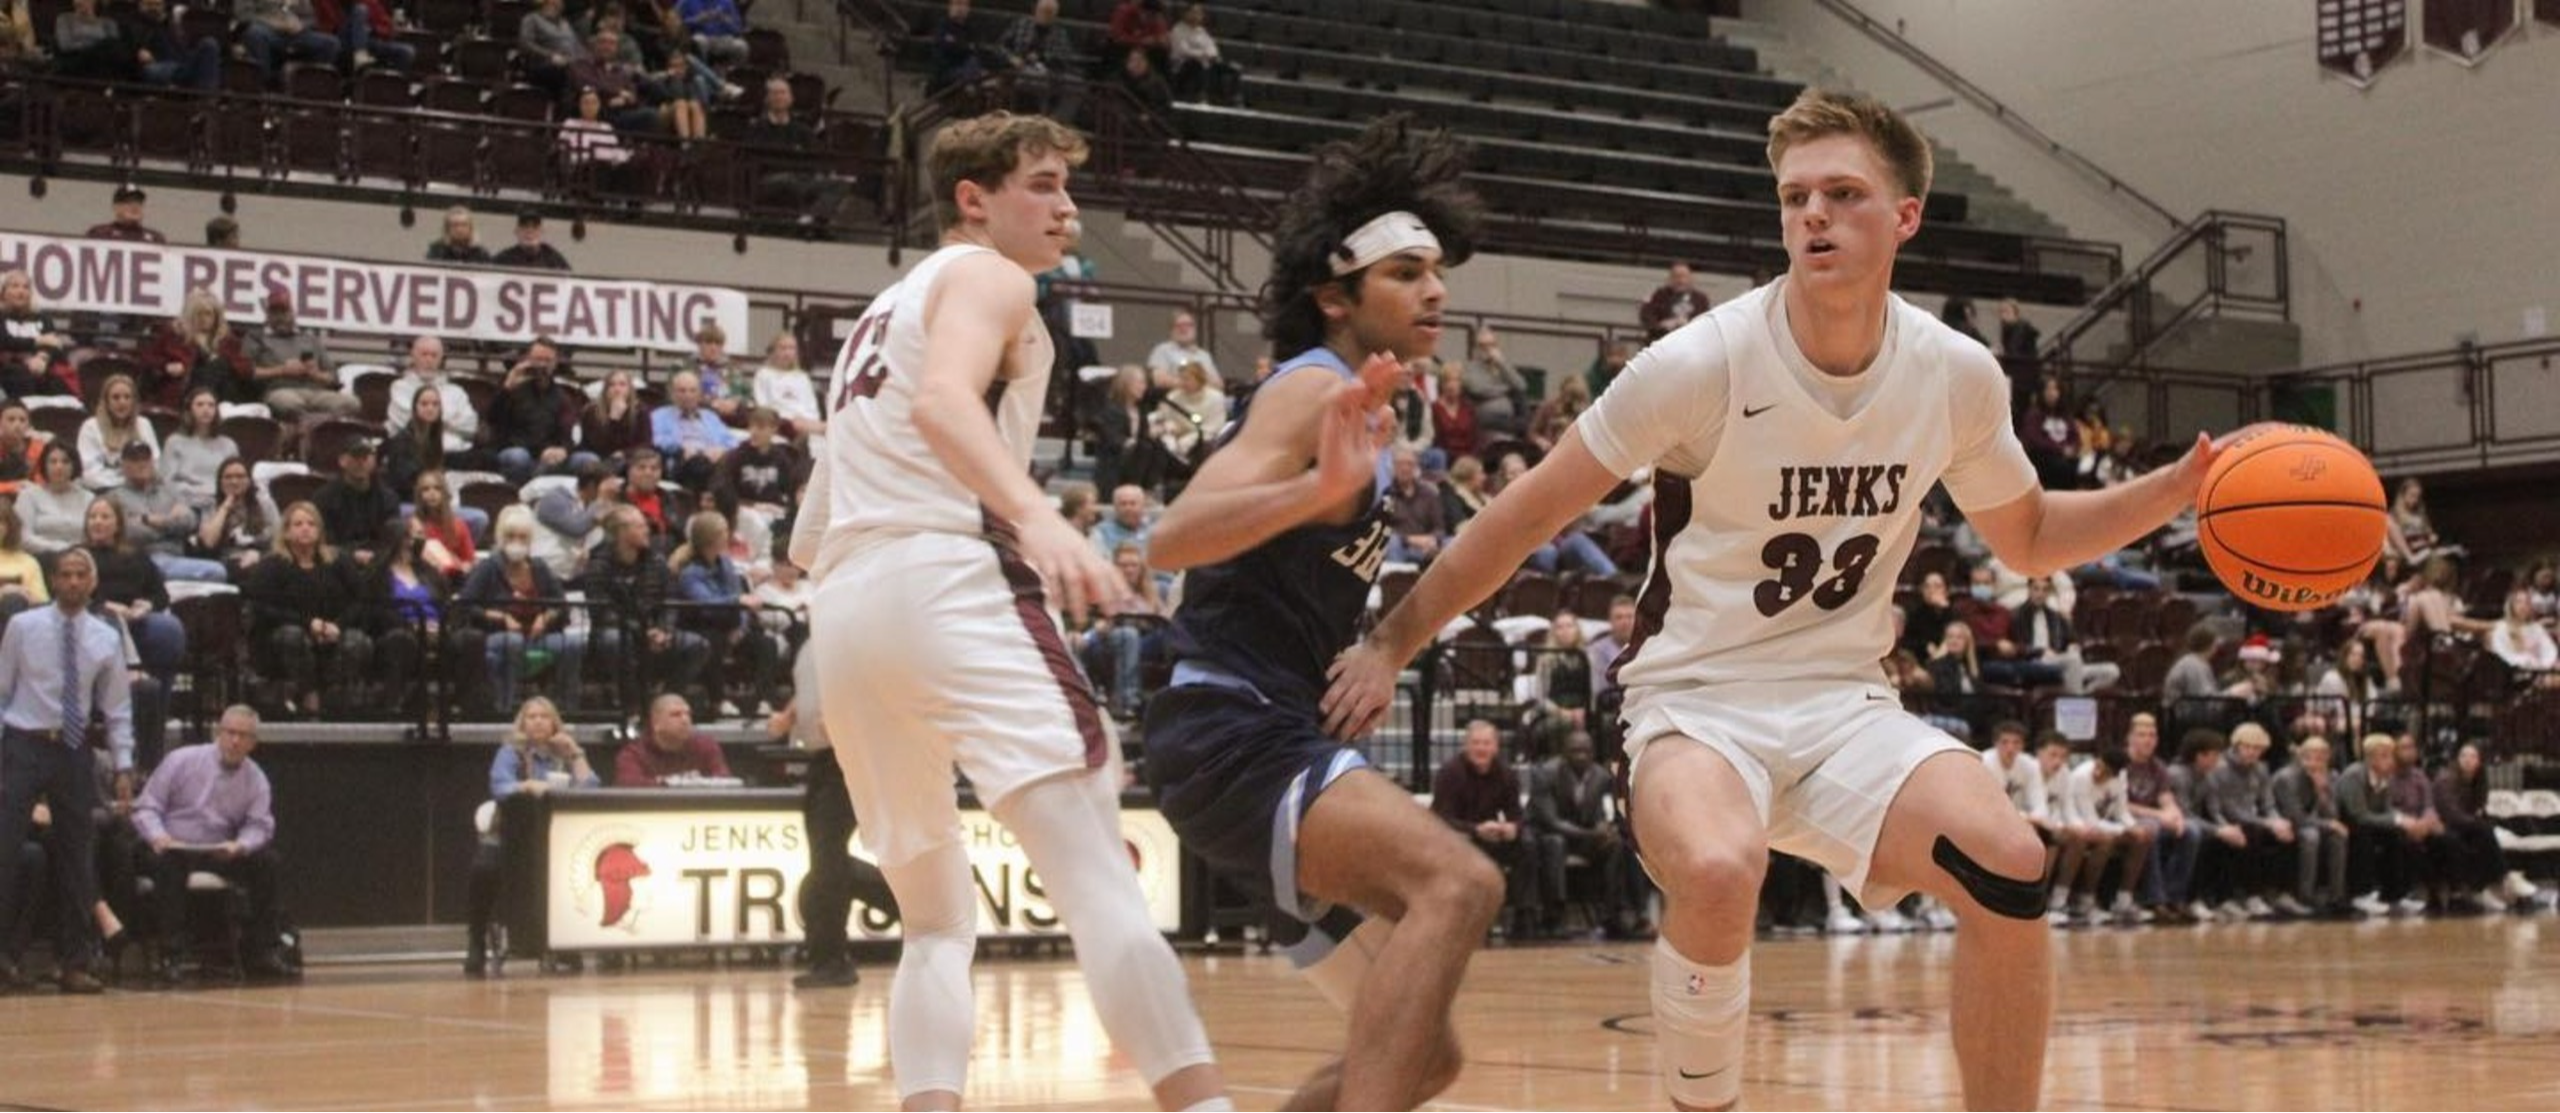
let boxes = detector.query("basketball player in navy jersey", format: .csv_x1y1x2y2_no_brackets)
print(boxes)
1324,90,2225,1110
1143,118,1506,1110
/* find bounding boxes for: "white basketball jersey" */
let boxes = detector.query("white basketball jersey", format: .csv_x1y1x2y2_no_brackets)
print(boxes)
1610,283,2006,691
813,244,1048,551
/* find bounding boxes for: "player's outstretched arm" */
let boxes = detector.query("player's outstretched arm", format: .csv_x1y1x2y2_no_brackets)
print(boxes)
1148,352,1400,572
1968,432,2220,577
912,254,1123,615
1321,427,1623,739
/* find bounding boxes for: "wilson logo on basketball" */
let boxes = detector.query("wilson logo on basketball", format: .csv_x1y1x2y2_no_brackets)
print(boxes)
2238,569,2349,608
2288,456,2328,482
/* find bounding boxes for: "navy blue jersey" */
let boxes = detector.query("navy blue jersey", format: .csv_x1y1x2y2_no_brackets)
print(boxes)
1165,348,1391,707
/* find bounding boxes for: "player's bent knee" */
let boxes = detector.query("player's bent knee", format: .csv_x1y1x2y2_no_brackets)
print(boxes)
1658,843,1766,907
1932,833,2050,921
1432,852,1506,926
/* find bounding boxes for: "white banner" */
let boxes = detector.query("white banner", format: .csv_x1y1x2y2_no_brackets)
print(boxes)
546,801,1184,949
0,230,748,353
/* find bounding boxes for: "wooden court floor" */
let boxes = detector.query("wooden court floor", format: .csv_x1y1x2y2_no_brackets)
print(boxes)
1,917,2553,1110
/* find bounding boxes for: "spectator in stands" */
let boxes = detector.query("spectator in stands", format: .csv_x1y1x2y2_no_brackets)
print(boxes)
1426,360,1477,461
1149,360,1226,471
2526,562,2558,624
204,215,240,247
1586,593,1636,693
362,516,481,726
1090,483,1151,559
1461,325,1527,437
2403,555,2491,643
1923,621,1987,733
75,374,153,493
143,288,252,407
2339,732,2443,916
2018,375,2083,493
2269,734,2351,916
1981,719,2051,833
616,693,730,784
1089,365,1149,495
1526,375,1590,454
52,0,135,82
580,3,645,64
529,459,607,579
87,185,167,244
1962,565,2062,689
2166,728,2242,919
2071,398,2111,486
651,370,738,491
1996,298,2039,365
1638,261,1709,342
926,0,985,93
1116,48,1176,121
750,553,809,642
2011,575,2116,693
2338,559,2410,692
2488,588,2557,677
1381,445,1444,564
21,443,90,553
518,0,587,93
1432,720,1544,939
672,510,775,714
618,446,685,546
0,270,72,398
2310,637,2377,739
387,335,483,452
1898,569,1956,659
78,497,185,699
1583,339,1633,398
247,500,370,717
381,386,485,502
487,337,590,485
1166,4,1239,105
313,0,413,71
425,207,491,264
997,0,1084,119
1438,455,1488,532
559,85,636,172
1531,608,1593,731
160,388,234,512
137,706,288,984
1057,480,1100,536
579,367,653,463
741,78,854,227
2384,477,2458,566
408,469,475,579
245,288,358,420
312,437,399,551
584,504,707,708
1940,295,1986,348
1075,541,1164,719
2056,744,2150,925
751,334,823,437
464,695,595,974
2202,723,2299,918
2121,713,2201,922
236,0,340,79
464,505,584,712
194,456,278,577
673,0,746,65
1144,309,1219,386
1385,363,1436,475
108,442,225,582
0,0,39,72
491,212,572,271
1108,0,1170,72
686,324,749,418
1528,729,1631,937
2435,741,2530,912
0,499,45,620
710,407,796,564
2162,623,2223,734
639,47,710,140
0,404,35,498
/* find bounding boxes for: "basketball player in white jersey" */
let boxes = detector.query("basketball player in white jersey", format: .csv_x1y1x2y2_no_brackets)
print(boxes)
791,112,1229,1112
1322,90,2224,1110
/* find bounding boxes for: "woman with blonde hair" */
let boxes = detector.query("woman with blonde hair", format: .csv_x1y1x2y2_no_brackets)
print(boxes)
463,695,598,975
578,367,651,462
139,287,249,407
74,373,156,492
243,500,371,717
750,332,824,437
671,509,776,715
0,495,48,621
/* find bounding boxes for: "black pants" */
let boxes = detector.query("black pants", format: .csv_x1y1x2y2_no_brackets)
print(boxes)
2193,825,2287,904
1534,829,1627,925
2351,827,2455,901
263,626,375,706
148,845,281,959
2444,821,2508,891
800,748,894,965
1473,832,1546,919
0,731,100,969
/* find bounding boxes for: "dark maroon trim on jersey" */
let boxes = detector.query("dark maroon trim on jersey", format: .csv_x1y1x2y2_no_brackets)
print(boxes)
1608,472,1692,687
983,508,1112,770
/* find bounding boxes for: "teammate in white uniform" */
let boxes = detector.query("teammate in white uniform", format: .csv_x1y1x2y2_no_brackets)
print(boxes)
790,112,1229,1112
1322,90,2224,1110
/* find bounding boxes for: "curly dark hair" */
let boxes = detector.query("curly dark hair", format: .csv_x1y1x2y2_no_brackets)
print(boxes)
1260,115,1483,357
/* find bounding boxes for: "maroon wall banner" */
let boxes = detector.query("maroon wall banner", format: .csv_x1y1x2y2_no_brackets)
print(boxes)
0,231,749,352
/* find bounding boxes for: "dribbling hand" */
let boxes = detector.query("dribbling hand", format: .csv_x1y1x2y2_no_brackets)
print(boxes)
1320,636,1399,741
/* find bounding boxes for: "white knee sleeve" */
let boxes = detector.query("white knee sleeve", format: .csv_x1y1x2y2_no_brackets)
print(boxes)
1651,938,1749,1110
883,844,979,1102
996,772,1219,1086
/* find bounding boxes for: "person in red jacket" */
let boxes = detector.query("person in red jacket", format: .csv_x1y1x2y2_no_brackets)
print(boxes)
614,693,732,784
1107,0,1169,72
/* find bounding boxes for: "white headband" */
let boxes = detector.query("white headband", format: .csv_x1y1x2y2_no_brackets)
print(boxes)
1330,211,1442,277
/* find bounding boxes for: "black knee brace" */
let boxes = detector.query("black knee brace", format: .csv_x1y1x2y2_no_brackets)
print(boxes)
1932,835,2050,920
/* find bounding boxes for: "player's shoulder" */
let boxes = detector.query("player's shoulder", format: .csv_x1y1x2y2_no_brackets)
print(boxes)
1893,294,2005,383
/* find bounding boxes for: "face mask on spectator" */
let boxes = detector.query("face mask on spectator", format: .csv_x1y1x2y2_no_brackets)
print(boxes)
504,541,532,562
1969,584,1994,601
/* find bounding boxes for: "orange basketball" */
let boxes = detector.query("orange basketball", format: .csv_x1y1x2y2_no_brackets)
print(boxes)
2196,424,2387,611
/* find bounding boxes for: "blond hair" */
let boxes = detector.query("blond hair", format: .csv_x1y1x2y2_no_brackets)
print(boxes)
2360,733,2396,761
1765,88,1933,202
2230,722,2272,750
927,111,1089,230
2296,735,2331,759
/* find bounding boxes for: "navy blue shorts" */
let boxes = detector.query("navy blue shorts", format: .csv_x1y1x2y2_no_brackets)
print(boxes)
1143,683,1369,933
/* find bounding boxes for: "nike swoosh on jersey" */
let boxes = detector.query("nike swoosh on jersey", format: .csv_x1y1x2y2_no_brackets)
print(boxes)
1743,403,1777,418
1678,1065,1731,1080
1866,692,1893,701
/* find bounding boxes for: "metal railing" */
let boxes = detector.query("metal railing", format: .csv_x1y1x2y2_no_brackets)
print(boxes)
2042,210,2291,371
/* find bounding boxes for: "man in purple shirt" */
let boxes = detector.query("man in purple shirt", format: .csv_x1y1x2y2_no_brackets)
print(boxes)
136,705,288,984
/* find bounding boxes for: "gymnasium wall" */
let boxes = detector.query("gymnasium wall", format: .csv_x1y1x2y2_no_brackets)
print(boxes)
1745,0,2560,370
